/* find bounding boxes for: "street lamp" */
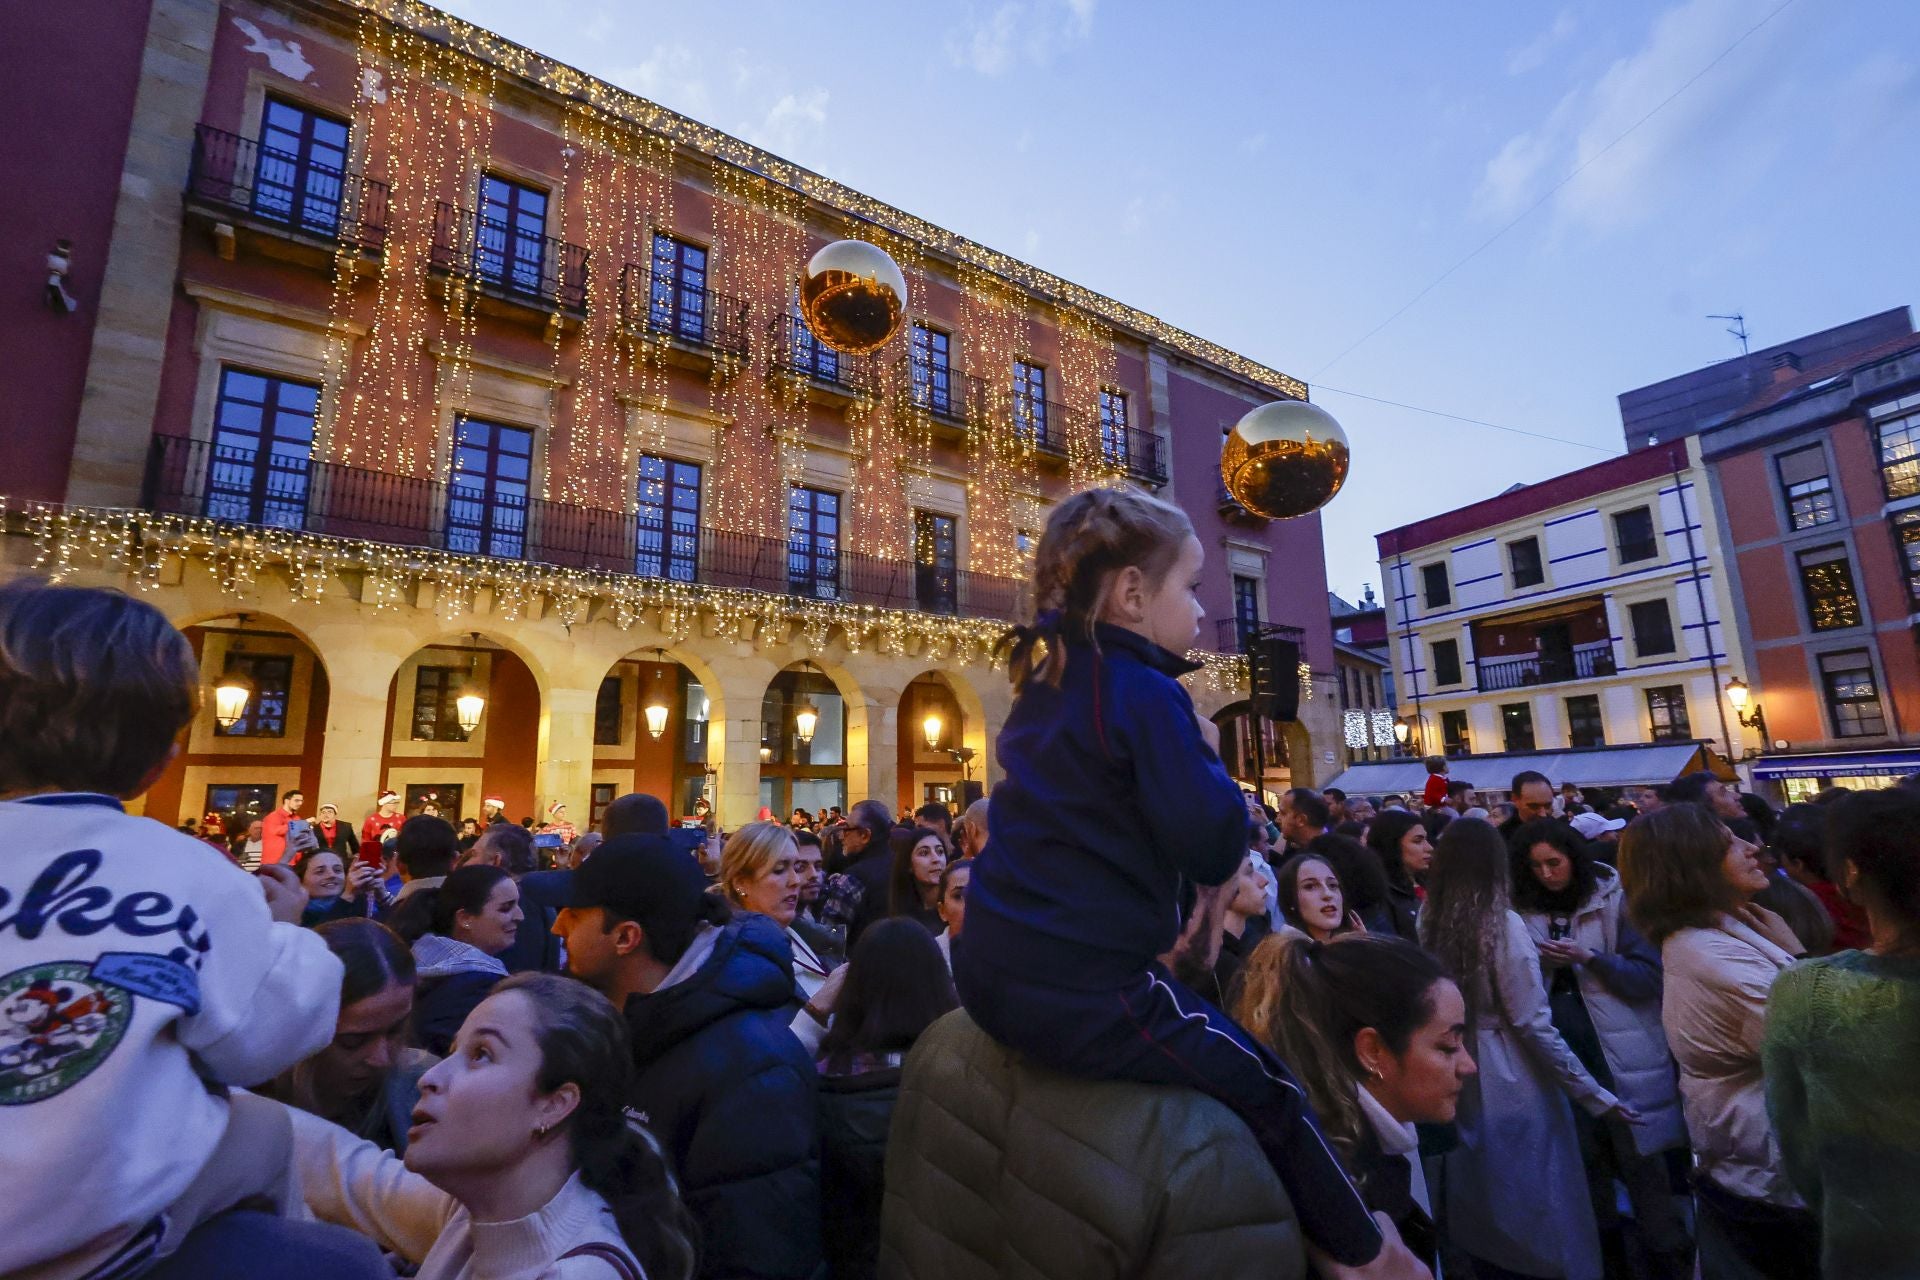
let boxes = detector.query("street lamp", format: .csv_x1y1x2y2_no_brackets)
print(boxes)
1725,677,1769,744
455,632,486,734
643,649,670,740
792,661,820,745
213,670,253,731
923,713,943,751
1392,717,1411,746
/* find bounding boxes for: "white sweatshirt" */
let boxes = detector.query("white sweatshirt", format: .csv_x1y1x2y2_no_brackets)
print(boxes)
0,793,343,1275
285,1103,643,1278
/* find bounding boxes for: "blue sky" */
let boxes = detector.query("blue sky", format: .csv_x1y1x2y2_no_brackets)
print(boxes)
439,0,1920,606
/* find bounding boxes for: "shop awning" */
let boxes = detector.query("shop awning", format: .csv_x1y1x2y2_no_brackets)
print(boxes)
1322,741,1726,797
1749,750,1920,780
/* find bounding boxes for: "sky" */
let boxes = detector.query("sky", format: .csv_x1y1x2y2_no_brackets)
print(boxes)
438,0,1920,606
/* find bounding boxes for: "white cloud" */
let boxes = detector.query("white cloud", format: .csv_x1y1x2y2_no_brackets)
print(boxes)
617,43,711,117
1021,227,1042,256
946,0,1096,76
754,88,830,155
1239,132,1269,155
1506,7,1578,76
1472,0,1794,233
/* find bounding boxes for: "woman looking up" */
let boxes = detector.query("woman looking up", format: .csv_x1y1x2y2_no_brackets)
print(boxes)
1276,854,1366,942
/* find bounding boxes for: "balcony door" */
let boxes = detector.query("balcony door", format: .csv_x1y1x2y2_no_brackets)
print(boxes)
911,324,953,416
206,368,316,529
254,97,349,237
649,233,708,343
914,510,958,614
476,175,549,299
1536,623,1575,682
446,416,533,559
635,454,701,582
788,486,841,599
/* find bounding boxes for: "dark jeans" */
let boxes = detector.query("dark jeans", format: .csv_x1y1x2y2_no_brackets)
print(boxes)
1693,1180,1820,1280
144,1210,389,1280
956,950,1382,1267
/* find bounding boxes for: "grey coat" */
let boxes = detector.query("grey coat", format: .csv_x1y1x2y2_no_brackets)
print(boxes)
1520,867,1687,1157
1436,911,1614,1280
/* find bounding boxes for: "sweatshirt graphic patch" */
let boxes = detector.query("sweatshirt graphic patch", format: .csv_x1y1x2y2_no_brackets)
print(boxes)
0,962,133,1104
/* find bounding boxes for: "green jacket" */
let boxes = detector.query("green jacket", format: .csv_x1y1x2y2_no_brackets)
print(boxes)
879,1010,1305,1280
1763,950,1920,1280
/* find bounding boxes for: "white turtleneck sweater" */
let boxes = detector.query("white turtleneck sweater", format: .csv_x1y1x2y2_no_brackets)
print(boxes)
284,1104,645,1279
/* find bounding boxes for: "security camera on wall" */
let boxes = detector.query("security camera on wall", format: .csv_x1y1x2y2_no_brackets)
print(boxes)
45,238,76,313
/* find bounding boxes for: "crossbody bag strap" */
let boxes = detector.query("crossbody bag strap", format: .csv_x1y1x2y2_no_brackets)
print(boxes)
559,1242,643,1280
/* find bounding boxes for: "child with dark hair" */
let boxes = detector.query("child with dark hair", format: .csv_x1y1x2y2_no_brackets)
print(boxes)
959,489,1401,1273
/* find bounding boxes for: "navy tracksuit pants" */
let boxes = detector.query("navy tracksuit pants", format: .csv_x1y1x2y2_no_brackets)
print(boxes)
956,948,1384,1268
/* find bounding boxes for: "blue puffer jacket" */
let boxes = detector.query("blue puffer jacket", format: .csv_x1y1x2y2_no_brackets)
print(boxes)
963,622,1249,988
623,913,822,1280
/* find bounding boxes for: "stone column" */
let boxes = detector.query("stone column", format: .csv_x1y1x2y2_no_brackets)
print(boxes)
310,630,410,818
537,684,597,818
851,676,903,814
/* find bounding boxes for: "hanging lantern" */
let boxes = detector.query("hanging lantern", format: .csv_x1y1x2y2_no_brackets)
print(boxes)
794,699,820,746
213,671,253,731
923,713,943,750
1220,400,1351,519
455,683,486,734
759,742,773,763
799,239,908,354
644,652,671,739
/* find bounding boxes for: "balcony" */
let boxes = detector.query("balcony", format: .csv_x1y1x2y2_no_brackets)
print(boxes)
767,315,878,407
1215,617,1304,654
1475,640,1617,692
1011,394,1072,465
618,263,750,375
1103,424,1167,485
185,124,388,267
894,358,983,434
141,434,1029,621
429,202,588,322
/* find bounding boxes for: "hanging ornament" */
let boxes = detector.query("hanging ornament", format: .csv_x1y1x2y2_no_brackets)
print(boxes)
1220,400,1351,519
799,239,908,353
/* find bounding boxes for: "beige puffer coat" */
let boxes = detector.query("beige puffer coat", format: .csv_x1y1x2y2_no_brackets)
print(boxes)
880,1010,1306,1280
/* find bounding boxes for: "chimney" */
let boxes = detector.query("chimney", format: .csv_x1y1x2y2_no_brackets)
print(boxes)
1770,350,1802,384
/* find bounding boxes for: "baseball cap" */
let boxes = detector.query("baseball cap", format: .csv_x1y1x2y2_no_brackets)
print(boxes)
1570,812,1627,841
570,833,712,932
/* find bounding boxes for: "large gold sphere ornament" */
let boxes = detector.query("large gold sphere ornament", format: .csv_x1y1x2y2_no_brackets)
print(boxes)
799,239,909,354
1221,400,1351,519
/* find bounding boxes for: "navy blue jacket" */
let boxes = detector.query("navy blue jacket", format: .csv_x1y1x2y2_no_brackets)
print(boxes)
623,913,821,1280
963,623,1249,987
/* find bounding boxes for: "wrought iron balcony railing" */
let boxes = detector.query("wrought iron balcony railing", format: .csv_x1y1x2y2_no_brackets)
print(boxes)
618,263,751,361
140,434,1029,621
1103,424,1168,484
1475,641,1618,692
187,124,388,252
430,202,588,314
896,358,984,426
1012,394,1072,456
769,315,878,398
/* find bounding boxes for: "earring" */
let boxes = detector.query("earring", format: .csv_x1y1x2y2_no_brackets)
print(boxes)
535,1122,549,1139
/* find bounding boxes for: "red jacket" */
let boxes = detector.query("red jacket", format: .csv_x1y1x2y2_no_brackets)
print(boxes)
359,812,404,866
260,806,294,864
1422,774,1449,807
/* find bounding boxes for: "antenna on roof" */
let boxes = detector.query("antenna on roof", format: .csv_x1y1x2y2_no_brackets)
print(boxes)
1708,312,1750,357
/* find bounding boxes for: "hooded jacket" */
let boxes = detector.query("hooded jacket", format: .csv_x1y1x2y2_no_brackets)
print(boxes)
623,913,821,1280
964,623,1247,988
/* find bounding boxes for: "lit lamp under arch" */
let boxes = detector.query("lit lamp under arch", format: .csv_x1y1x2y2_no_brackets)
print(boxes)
643,649,671,740
794,700,820,746
213,670,253,731
455,632,486,734
923,713,944,751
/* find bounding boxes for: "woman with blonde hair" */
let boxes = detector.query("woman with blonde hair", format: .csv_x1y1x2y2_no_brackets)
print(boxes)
718,819,846,1054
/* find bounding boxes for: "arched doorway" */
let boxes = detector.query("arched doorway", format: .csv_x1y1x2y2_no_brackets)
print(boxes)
1211,698,1292,803
897,672,977,817
759,662,852,822
380,635,541,831
589,648,717,829
144,612,329,836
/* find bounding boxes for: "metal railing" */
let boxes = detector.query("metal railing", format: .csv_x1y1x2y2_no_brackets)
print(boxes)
1102,424,1167,483
1215,617,1304,654
187,124,388,251
896,358,983,425
1475,641,1618,692
430,202,588,313
141,434,1029,621
618,263,751,360
1012,394,1071,456
768,315,877,397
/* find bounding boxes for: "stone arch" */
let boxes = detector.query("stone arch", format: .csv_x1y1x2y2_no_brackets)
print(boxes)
585,642,734,825
895,668,988,815
755,656,865,823
381,628,545,827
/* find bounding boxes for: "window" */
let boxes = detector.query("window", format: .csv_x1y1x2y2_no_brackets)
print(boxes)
790,291,839,382
1015,528,1035,564
1421,562,1451,608
635,455,700,582
594,675,623,746
1508,537,1545,588
1013,360,1049,449
648,233,709,343
1646,686,1691,741
1776,445,1836,530
207,367,316,529
1629,599,1676,656
253,97,350,237
909,324,953,416
475,174,548,298
787,486,841,599
1502,703,1536,752
1232,575,1261,651
1365,671,1377,706
590,782,616,831
914,510,958,614
1821,651,1887,738
1614,507,1659,563
404,784,462,819
214,651,293,737
1431,638,1463,687
1894,510,1920,609
1440,710,1470,757
446,416,533,559
204,783,278,834
411,665,471,742
1099,389,1131,469
1796,546,1862,631
1877,406,1920,500
1565,694,1605,749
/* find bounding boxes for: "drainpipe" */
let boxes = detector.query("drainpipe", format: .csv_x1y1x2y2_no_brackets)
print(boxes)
1673,445,1734,761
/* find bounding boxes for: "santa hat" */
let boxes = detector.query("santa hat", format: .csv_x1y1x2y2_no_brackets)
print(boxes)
377,790,399,805
484,795,505,808
547,800,567,816
317,802,338,815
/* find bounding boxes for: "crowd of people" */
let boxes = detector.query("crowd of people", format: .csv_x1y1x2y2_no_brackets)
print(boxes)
2,485,1917,1280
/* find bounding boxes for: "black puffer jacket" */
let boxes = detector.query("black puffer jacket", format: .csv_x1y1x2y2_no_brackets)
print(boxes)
817,1061,902,1280
624,913,822,1280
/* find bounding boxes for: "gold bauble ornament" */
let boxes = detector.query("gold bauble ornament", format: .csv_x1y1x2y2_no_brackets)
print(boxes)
799,239,908,354
1221,400,1351,519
